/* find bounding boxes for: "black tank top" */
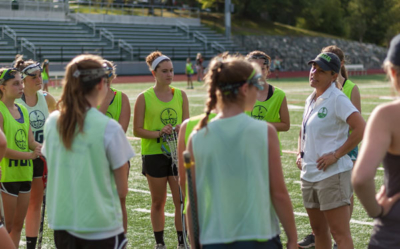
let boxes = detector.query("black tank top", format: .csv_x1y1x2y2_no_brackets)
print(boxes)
383,152,400,197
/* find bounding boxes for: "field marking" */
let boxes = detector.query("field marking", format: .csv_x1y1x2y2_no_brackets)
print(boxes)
283,150,298,154
129,188,172,197
379,96,399,100
127,136,141,141
130,188,375,226
133,208,175,217
288,104,304,110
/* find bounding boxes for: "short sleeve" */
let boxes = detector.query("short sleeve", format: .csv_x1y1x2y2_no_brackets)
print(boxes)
104,120,135,170
335,94,359,123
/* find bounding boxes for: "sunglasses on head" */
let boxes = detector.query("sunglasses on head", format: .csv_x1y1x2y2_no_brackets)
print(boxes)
21,63,42,77
103,63,114,78
251,55,270,66
0,68,19,84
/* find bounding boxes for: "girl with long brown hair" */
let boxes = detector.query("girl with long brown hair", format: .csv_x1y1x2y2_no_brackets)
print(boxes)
14,55,57,249
133,51,189,249
42,54,134,248
186,55,297,249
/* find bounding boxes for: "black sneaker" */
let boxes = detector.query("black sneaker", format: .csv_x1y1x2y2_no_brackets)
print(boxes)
298,233,315,248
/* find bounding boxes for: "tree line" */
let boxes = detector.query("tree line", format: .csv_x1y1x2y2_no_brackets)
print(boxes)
174,0,400,46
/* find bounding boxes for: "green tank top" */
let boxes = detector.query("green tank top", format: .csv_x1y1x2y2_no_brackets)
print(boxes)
186,63,194,74
106,87,122,122
141,87,183,155
183,112,217,214
246,86,285,154
0,101,33,182
41,67,49,80
185,113,217,145
342,79,356,99
342,79,357,136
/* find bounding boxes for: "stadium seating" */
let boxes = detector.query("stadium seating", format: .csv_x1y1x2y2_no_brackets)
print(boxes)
0,17,386,71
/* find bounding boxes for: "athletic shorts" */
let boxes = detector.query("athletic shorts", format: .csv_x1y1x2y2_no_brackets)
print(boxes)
301,170,352,211
54,230,127,249
187,74,192,77
43,80,49,84
142,154,177,178
202,235,282,249
0,181,32,197
347,145,359,161
33,157,45,178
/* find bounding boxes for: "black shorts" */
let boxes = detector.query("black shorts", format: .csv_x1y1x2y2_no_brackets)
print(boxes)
32,157,45,178
0,181,32,197
142,154,177,178
203,235,282,249
54,230,127,249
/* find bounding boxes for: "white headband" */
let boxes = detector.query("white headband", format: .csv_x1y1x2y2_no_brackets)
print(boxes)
151,55,171,71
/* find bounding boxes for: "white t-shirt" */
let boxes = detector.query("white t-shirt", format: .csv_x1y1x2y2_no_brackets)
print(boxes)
300,83,358,182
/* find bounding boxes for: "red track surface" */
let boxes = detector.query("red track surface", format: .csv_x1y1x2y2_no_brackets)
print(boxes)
113,69,385,84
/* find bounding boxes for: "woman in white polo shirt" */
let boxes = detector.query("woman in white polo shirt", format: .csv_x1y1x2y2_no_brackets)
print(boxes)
296,52,365,249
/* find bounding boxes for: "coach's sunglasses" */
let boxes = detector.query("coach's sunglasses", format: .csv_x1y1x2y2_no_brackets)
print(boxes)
0,68,19,84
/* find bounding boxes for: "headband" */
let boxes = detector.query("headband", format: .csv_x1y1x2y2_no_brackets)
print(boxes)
250,54,270,66
151,55,171,71
0,68,18,84
73,67,106,83
21,63,42,78
219,69,264,94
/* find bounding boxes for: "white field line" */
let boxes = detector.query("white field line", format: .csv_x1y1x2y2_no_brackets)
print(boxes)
379,96,399,100
133,208,175,217
129,188,172,197
130,188,374,226
288,104,304,110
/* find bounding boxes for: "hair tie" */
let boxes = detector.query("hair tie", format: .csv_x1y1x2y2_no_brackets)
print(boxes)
206,111,211,115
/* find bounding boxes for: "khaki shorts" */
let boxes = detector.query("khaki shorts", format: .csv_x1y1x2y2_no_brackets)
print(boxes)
301,170,352,211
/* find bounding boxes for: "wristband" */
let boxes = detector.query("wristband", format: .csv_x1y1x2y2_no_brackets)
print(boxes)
372,205,384,219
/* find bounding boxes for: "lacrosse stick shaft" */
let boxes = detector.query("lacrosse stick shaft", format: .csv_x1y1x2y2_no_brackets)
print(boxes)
38,156,47,249
183,151,200,249
37,190,46,249
0,190,5,226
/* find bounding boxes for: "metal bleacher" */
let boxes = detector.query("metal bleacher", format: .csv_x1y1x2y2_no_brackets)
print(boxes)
0,17,245,63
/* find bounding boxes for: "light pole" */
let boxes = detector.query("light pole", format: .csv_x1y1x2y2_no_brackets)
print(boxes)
225,0,231,39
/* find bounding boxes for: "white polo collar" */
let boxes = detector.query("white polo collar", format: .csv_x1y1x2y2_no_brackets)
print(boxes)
307,83,336,104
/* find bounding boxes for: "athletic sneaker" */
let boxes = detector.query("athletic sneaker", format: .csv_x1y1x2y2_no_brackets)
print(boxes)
177,244,189,249
154,244,166,249
298,233,315,248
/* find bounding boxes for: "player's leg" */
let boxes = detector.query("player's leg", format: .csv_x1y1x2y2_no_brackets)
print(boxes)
306,208,331,248
147,175,168,246
10,191,31,247
168,175,184,248
0,223,14,249
25,158,45,249
1,189,17,233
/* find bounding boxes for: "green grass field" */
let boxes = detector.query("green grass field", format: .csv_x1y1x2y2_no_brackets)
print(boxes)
23,74,392,249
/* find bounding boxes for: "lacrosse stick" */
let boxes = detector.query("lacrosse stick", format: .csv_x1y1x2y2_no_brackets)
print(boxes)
0,188,5,227
183,151,200,249
37,156,47,249
161,128,190,248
